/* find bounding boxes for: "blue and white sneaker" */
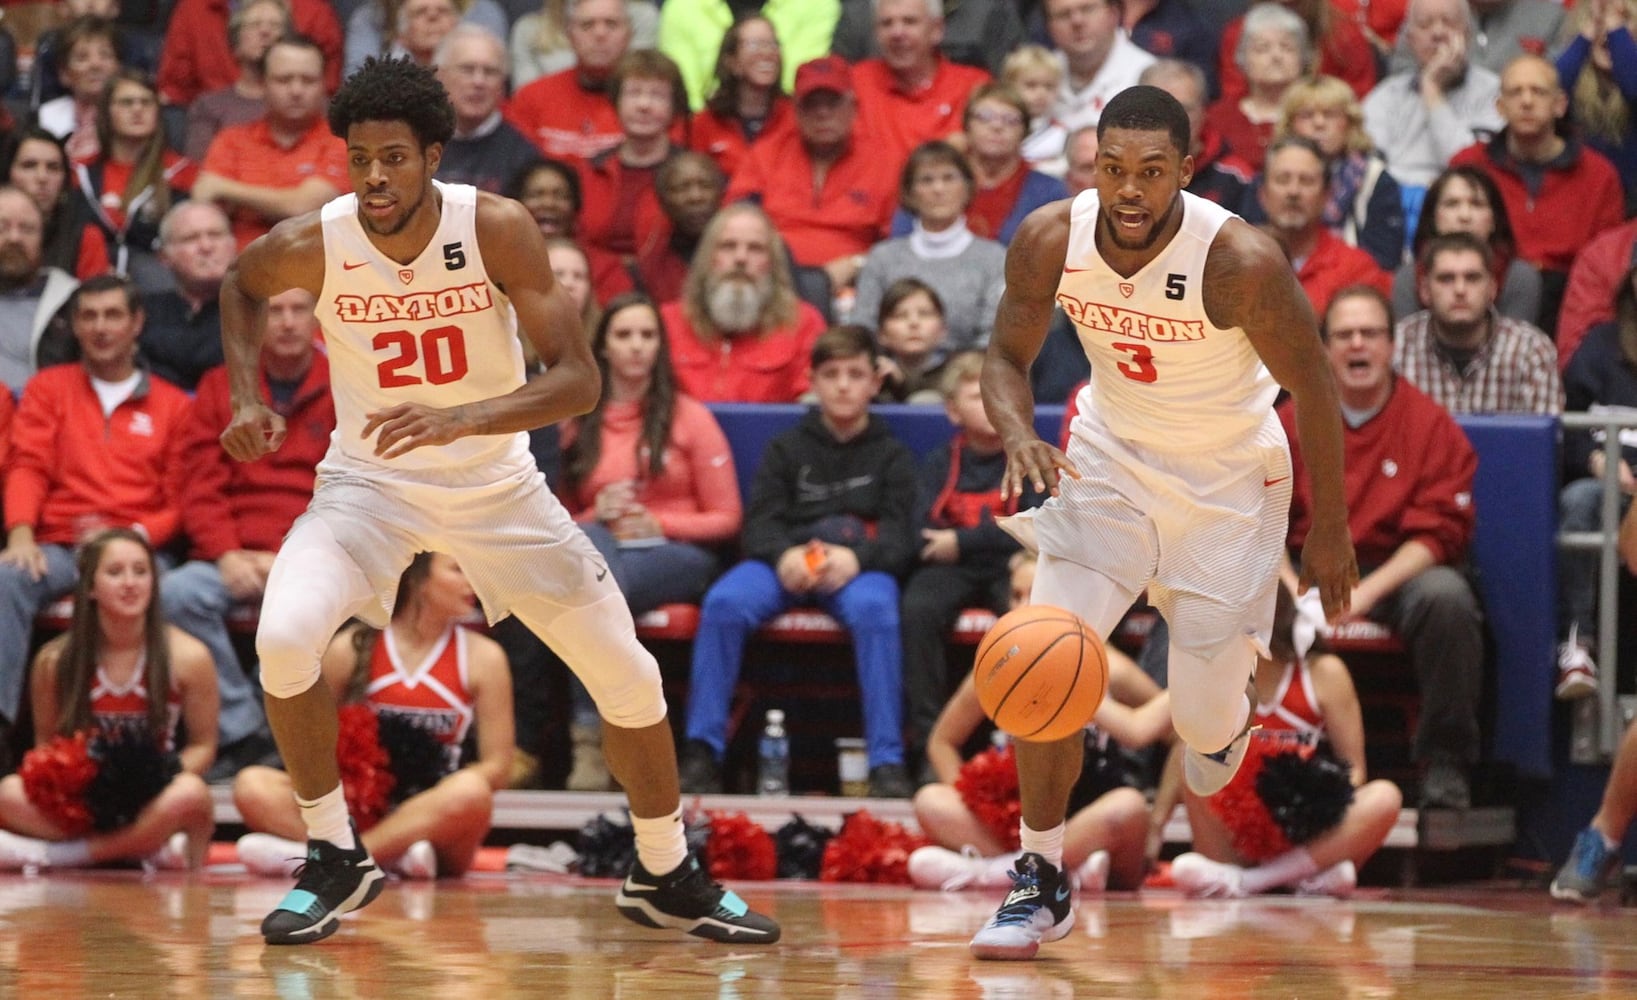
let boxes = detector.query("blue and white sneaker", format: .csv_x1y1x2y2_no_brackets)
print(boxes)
970,852,1076,960
616,854,781,943
1551,828,1622,904
261,825,385,945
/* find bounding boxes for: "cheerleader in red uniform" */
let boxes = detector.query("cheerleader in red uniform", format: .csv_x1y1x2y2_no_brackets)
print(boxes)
0,528,218,870
233,552,514,879
1170,583,1403,898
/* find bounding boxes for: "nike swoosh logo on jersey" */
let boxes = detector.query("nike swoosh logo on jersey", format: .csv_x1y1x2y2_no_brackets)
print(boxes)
1263,476,1290,487
1063,266,1094,273
343,260,369,270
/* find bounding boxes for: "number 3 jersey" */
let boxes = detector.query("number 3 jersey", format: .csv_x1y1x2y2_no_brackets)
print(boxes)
315,180,532,481
1056,189,1279,452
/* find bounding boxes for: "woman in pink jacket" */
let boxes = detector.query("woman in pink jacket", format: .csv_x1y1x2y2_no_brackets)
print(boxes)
556,292,743,789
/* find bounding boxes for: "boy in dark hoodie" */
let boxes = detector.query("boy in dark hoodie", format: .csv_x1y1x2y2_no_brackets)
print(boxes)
678,325,919,798
900,352,1044,784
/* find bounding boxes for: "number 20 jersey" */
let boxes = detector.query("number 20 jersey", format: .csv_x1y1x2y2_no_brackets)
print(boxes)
315,180,532,481
1056,189,1279,452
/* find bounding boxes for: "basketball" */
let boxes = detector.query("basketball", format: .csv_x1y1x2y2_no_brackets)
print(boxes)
972,605,1108,742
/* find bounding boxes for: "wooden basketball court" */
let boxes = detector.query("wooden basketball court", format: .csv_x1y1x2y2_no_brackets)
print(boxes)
1,864,1631,999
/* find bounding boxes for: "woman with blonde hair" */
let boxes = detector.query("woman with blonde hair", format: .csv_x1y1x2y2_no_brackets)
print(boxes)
1241,74,1405,270
1556,0,1637,211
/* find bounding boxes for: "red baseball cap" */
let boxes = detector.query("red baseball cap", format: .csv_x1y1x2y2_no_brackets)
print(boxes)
794,55,854,101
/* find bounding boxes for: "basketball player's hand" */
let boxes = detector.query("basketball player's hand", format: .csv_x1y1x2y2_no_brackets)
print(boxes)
1298,518,1359,623
220,402,286,461
1001,437,1080,500
814,545,860,593
362,402,466,459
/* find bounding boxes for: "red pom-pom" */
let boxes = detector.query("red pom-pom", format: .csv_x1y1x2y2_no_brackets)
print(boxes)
955,744,1023,852
19,732,98,837
336,704,394,832
1206,736,1293,863
704,811,778,881
819,810,930,884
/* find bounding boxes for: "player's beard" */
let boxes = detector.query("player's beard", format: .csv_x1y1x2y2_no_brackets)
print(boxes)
705,271,771,334
362,186,428,237
1101,195,1179,252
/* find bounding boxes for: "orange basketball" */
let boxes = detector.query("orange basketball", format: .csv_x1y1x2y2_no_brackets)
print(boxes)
972,604,1108,742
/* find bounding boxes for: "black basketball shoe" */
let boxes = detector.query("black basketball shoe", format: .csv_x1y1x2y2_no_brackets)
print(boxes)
615,854,781,943
261,825,385,945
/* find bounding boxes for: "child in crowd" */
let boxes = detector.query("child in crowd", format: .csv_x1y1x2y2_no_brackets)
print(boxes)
678,325,919,797
0,529,217,871
1002,45,1067,178
908,551,1173,893
876,279,952,403
900,352,1044,777
234,553,514,880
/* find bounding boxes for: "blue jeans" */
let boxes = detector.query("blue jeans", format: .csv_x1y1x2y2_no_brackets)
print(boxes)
0,544,84,721
571,523,719,728
1559,477,1634,643
160,560,268,747
684,559,904,768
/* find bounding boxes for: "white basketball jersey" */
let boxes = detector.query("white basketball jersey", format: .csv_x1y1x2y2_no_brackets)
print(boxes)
1057,189,1278,451
315,181,531,480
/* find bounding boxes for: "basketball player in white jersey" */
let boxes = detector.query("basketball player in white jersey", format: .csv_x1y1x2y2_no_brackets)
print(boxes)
970,85,1358,960
216,57,779,947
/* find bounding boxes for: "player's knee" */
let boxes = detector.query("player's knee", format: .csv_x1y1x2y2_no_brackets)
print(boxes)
586,637,667,730
256,628,324,701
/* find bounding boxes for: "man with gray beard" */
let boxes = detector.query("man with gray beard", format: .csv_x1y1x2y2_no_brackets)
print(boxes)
0,186,79,395
659,202,829,402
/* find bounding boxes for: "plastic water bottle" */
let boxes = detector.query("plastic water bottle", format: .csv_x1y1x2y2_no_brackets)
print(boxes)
758,709,790,797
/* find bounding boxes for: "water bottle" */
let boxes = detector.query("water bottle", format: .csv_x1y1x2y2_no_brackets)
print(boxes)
758,709,790,797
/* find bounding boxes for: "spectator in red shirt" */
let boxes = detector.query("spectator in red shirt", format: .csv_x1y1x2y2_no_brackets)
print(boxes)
0,274,189,746
726,55,899,293
72,69,197,289
163,288,333,782
851,0,991,170
194,36,348,250
1557,218,1637,369
1218,0,1377,103
507,0,633,161
661,202,827,402
1450,54,1628,338
689,15,793,181
1258,136,1391,315
603,151,727,304
1205,3,1308,172
577,49,690,303
158,0,342,106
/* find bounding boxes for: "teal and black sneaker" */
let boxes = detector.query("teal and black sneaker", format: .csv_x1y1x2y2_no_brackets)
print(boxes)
615,854,780,943
1551,827,1622,904
261,825,385,945
970,852,1076,961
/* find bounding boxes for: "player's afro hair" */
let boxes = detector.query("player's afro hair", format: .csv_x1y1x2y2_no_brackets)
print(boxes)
328,56,456,150
1097,85,1191,157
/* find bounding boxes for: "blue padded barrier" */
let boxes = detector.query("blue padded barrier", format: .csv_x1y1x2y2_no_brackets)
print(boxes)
706,404,1558,778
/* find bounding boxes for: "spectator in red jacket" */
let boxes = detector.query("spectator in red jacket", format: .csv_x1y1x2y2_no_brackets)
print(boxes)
1217,0,1377,103
1282,284,1483,810
506,0,632,160
182,0,288,163
1557,218,1637,370
158,0,342,106
688,15,792,181
850,0,991,170
1450,54,1627,338
1205,2,1309,172
0,273,189,748
161,288,334,782
1257,136,1391,316
660,202,826,402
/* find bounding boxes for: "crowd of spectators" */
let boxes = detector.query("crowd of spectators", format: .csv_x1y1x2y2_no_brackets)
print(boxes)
0,0,1632,822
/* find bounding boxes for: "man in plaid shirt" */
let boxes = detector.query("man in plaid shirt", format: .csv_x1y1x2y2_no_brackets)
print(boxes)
1393,231,1563,415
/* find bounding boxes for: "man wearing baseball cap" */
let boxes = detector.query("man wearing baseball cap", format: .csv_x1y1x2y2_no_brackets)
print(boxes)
726,55,899,295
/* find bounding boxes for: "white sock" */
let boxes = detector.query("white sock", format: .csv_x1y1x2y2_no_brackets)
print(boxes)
632,806,688,876
1019,821,1065,870
296,786,356,849
1241,847,1320,894
44,839,91,868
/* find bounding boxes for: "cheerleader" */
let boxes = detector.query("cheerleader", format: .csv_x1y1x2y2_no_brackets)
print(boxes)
233,553,513,879
0,529,218,870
